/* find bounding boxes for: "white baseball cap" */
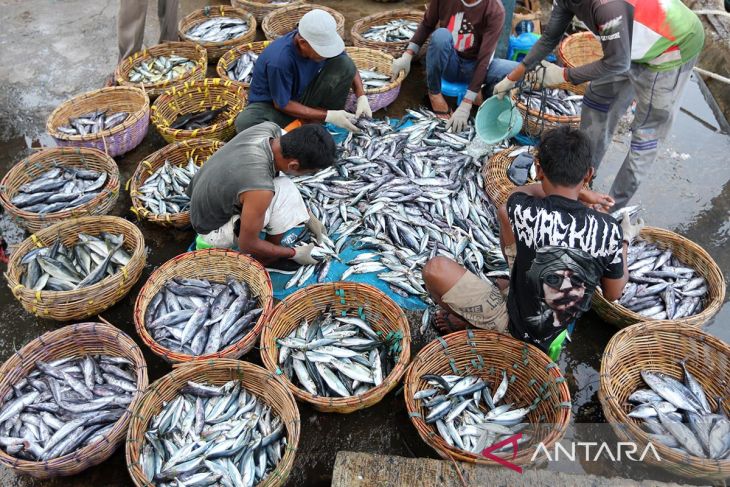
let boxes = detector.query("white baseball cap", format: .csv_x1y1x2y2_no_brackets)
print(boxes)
298,9,344,58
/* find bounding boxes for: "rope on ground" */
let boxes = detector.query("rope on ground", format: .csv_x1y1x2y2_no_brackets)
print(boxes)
693,66,730,85
692,9,730,17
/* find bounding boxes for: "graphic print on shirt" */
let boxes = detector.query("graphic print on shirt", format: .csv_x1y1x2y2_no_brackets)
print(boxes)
598,15,623,41
524,246,603,342
447,12,475,51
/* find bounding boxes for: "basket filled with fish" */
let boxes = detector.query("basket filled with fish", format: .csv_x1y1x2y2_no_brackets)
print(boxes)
232,0,307,23
344,47,405,113
351,9,426,58
0,147,119,233
177,5,256,61
0,321,148,478
262,3,344,40
151,78,245,143
592,226,725,328
404,330,571,466
600,321,730,480
558,31,603,69
134,249,273,363
216,41,271,88
260,282,411,413
129,138,223,228
46,86,150,158
512,83,584,137
5,215,146,321
126,359,299,487
115,41,207,98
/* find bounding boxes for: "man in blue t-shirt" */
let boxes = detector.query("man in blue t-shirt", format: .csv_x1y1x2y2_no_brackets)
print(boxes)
235,9,370,134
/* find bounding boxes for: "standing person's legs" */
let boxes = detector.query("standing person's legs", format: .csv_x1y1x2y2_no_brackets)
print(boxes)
118,0,149,62
157,0,179,42
609,59,696,209
235,102,294,133
298,55,357,111
579,72,634,172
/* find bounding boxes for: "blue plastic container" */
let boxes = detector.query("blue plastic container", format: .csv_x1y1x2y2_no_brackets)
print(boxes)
441,78,469,105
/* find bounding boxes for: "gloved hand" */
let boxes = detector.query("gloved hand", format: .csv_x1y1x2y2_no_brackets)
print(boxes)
291,243,318,266
355,95,372,119
445,101,472,133
306,210,325,243
620,217,645,244
391,52,413,80
325,110,360,132
527,60,567,87
493,75,517,100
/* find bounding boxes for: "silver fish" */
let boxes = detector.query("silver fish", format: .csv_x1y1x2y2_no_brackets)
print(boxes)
128,55,196,84
185,17,250,42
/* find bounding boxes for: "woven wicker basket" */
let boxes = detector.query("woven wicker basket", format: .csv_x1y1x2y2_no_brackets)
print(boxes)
115,42,207,98
133,249,273,363
558,31,603,69
150,78,245,143
262,4,344,40
592,227,725,329
600,322,730,480
404,330,571,466
46,86,150,158
482,146,536,207
512,82,584,137
216,41,272,88
345,47,404,113
351,9,426,58
260,282,411,413
5,216,146,321
129,138,223,228
0,147,119,233
177,5,257,61
126,359,298,487
0,321,148,479
232,0,308,22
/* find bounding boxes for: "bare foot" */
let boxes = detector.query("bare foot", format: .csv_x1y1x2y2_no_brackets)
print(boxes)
434,309,470,334
428,92,451,118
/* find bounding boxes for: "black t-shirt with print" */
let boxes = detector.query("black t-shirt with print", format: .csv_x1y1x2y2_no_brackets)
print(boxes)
506,193,624,352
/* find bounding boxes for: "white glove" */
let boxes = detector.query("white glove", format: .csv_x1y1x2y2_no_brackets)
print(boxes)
355,95,372,119
527,60,567,87
493,76,517,100
291,244,318,266
620,217,645,244
445,101,471,133
325,110,360,132
391,52,413,80
306,210,325,243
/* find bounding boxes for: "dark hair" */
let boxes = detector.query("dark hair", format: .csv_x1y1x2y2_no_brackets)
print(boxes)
537,126,592,186
280,124,336,171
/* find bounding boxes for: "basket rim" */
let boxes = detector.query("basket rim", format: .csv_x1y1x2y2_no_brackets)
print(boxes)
259,281,412,409
345,46,404,95
558,31,602,69
512,84,583,122
115,41,208,91
350,8,424,45
177,5,257,48
133,249,274,363
0,321,148,473
261,3,344,40
46,86,150,142
0,147,120,222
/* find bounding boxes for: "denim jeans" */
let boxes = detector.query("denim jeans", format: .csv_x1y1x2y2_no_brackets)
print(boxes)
426,28,518,97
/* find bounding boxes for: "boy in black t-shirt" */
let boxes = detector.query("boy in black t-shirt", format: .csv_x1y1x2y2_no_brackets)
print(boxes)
422,127,644,360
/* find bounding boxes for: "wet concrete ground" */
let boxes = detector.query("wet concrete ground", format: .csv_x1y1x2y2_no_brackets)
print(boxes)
0,1,728,485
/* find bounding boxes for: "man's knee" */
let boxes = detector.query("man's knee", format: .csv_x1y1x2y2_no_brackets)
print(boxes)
235,110,258,133
326,55,356,79
430,28,453,48
423,256,456,283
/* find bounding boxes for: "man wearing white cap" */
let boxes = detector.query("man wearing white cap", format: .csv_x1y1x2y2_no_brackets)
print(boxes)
236,9,370,133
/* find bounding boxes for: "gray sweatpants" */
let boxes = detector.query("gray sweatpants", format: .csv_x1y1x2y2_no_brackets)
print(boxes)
580,57,697,209
118,0,179,62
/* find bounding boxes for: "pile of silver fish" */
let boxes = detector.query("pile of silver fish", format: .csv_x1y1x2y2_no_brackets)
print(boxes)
277,309,402,397
128,55,197,84
136,158,199,216
145,277,263,356
519,89,582,117
21,233,130,291
359,68,390,90
185,17,250,43
617,240,707,320
280,227,340,289
0,355,136,461
291,110,507,303
57,110,128,136
361,19,418,42
629,363,730,459
226,51,258,84
140,380,287,486
414,372,532,454
10,166,107,214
